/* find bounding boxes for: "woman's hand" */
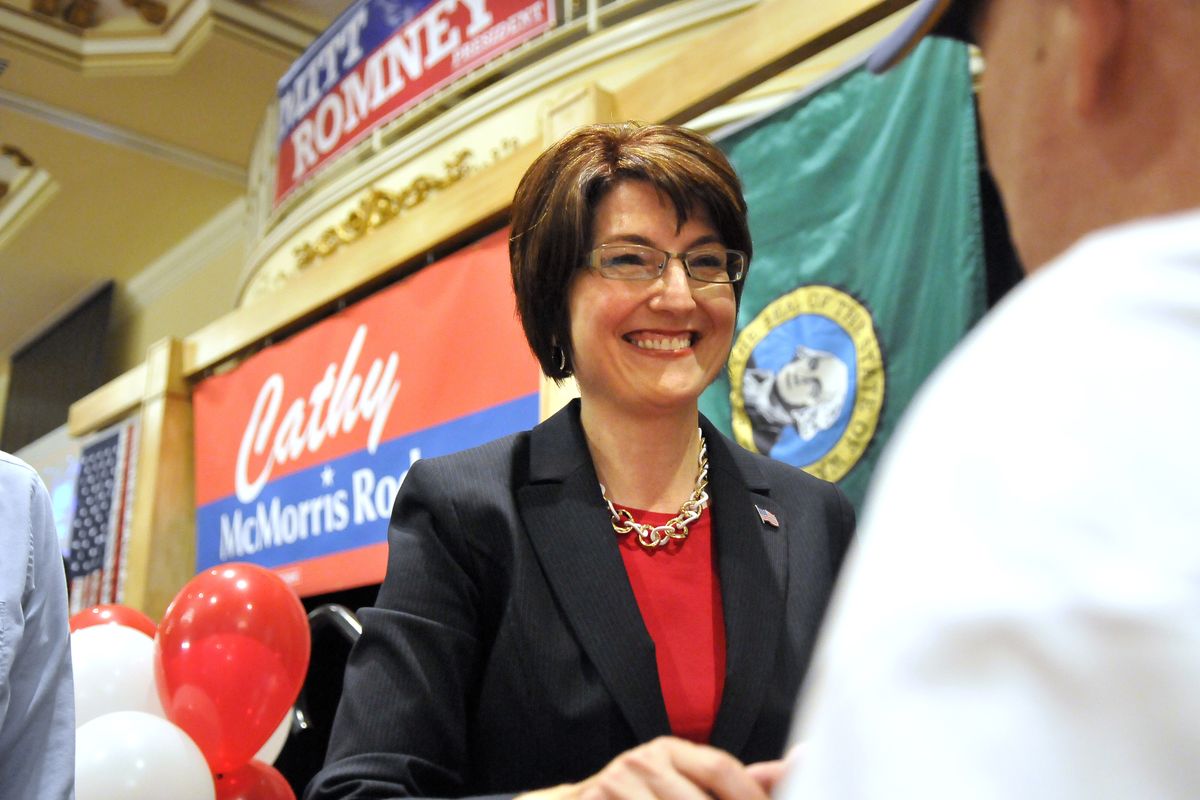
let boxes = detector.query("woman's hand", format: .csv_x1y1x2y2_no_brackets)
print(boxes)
745,758,787,794
519,736,772,800
744,742,806,795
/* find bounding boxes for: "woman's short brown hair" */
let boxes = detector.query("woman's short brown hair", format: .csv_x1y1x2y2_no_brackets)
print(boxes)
509,121,751,381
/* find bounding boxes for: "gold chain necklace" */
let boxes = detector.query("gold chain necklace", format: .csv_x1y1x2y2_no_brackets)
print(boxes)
599,430,710,550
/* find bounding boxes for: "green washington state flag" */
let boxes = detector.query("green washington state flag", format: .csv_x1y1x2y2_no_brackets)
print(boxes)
700,39,986,511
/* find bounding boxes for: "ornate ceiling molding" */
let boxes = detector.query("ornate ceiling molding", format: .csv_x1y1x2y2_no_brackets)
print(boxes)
0,0,320,73
31,0,168,30
0,143,59,252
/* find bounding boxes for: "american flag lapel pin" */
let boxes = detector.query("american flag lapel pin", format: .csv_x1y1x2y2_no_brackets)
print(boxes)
756,504,779,528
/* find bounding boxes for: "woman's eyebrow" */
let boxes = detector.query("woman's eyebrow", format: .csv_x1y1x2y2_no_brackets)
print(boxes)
596,233,724,249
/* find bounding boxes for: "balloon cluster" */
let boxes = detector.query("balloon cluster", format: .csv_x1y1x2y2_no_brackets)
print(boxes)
70,564,310,800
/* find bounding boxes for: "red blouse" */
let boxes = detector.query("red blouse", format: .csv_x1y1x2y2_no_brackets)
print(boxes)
615,505,726,743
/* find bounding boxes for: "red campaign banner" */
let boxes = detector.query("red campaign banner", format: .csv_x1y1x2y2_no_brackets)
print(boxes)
275,0,555,206
193,229,541,596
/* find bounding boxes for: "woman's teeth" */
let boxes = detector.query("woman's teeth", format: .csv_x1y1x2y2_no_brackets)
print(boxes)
633,335,691,351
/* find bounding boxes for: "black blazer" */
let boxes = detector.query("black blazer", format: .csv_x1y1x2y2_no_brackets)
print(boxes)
306,400,854,800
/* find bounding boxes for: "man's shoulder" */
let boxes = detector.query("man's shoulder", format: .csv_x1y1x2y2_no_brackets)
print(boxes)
0,450,41,496
961,209,1200,368
0,449,35,474
876,209,1200,492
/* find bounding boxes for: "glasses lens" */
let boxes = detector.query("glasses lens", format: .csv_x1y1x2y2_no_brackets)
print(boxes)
590,245,745,282
593,245,663,280
686,249,743,283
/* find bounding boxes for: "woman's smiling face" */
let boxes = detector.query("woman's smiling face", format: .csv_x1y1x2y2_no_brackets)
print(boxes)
567,179,737,415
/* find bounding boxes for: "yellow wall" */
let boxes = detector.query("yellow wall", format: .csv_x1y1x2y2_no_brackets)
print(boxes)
106,202,248,379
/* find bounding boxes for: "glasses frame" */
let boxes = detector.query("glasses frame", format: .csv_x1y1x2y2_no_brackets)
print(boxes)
585,243,747,284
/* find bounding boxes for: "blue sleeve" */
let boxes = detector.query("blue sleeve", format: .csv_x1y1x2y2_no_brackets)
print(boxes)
0,454,76,799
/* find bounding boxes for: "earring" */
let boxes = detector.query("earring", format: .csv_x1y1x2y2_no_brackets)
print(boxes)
554,345,568,372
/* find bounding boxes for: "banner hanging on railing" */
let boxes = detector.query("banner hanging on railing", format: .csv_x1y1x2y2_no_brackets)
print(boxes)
192,229,541,596
274,0,555,206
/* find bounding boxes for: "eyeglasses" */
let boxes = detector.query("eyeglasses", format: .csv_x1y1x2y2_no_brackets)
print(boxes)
586,244,747,284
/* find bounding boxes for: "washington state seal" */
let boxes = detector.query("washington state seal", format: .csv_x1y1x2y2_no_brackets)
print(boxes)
729,284,885,483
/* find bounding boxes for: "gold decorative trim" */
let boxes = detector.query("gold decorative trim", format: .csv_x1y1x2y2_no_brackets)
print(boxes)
292,139,518,270
240,138,518,305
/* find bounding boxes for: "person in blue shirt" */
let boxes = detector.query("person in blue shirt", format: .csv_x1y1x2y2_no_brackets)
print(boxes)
1,450,75,799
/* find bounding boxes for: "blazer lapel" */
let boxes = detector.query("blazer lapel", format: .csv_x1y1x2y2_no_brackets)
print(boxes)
703,419,789,756
517,401,671,742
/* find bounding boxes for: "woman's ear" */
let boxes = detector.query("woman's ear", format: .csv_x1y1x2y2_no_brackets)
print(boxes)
1069,0,1127,116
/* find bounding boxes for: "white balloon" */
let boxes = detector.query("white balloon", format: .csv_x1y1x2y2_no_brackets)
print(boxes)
253,707,294,765
76,711,215,800
71,624,165,727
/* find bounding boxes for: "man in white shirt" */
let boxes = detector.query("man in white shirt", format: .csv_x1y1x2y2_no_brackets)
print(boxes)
0,451,75,798
782,0,1200,796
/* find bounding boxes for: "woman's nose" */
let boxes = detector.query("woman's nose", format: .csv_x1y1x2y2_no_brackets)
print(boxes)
652,257,697,310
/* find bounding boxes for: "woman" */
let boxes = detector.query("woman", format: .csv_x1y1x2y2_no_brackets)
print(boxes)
305,122,855,800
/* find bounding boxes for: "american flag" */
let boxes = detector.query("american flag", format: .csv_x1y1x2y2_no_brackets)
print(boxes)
756,504,780,528
67,420,138,611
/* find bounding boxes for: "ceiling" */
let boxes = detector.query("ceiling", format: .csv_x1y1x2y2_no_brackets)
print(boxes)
0,0,353,361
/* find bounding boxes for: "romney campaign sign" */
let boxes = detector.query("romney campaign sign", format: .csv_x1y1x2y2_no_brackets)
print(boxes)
275,0,555,205
192,230,540,596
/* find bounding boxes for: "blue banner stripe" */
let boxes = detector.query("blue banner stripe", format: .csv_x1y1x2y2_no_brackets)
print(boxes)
196,393,537,571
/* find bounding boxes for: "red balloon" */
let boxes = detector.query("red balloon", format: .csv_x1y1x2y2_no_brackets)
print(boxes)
215,759,296,800
155,563,310,774
69,603,158,637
